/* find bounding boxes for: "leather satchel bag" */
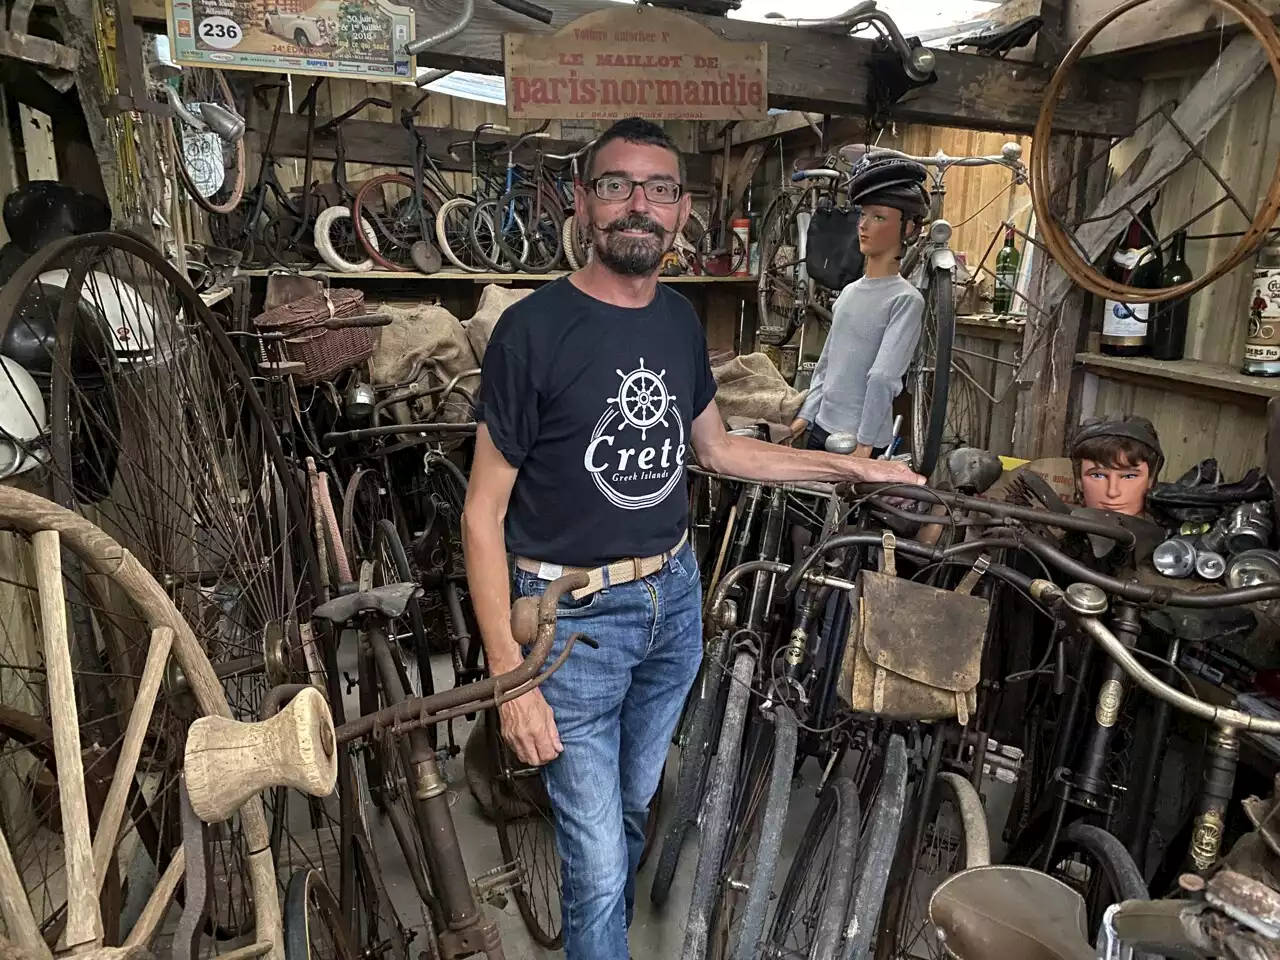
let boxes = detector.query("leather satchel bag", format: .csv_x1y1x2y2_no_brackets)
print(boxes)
837,537,991,722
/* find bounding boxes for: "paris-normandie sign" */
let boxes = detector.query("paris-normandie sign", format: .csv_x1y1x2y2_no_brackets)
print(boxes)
504,5,767,121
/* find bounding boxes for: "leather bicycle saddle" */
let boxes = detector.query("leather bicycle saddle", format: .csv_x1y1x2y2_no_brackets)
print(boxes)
1148,468,1271,509
929,865,1093,960
312,582,421,624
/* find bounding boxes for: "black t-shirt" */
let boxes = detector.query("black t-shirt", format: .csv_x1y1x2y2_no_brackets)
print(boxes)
475,278,716,567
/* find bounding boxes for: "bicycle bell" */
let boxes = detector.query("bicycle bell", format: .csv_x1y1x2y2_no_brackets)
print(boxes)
1226,549,1280,590
824,432,859,455
344,381,376,421
1153,538,1196,578
1225,502,1273,554
1195,550,1226,581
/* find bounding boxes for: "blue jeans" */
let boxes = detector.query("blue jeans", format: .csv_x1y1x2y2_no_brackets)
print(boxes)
513,542,703,960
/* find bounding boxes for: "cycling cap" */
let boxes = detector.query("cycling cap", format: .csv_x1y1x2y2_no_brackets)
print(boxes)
847,158,930,222
1070,415,1164,475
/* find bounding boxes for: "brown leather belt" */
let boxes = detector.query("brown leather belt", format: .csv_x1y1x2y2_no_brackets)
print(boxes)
515,531,689,600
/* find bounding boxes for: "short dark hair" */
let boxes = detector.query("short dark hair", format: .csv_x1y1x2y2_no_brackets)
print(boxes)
581,117,686,185
1072,435,1161,475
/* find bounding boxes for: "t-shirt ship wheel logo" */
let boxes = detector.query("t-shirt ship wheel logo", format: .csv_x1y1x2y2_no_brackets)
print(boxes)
585,358,687,511
612,358,672,440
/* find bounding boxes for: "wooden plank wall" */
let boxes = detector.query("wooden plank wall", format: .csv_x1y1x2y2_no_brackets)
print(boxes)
1082,65,1280,479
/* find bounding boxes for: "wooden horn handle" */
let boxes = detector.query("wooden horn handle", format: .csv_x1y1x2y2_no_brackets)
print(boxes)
184,687,337,824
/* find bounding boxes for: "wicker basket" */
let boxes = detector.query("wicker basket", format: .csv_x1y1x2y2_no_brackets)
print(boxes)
253,288,376,384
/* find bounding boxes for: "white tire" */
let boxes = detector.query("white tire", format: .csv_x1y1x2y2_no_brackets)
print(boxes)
314,205,377,273
434,197,482,273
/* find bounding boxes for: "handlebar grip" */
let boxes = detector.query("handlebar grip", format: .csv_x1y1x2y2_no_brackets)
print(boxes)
492,0,554,23
791,171,807,182
490,125,512,134
324,313,393,329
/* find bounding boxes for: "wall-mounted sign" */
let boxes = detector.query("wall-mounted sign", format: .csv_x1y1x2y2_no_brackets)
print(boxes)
504,6,767,121
168,0,414,80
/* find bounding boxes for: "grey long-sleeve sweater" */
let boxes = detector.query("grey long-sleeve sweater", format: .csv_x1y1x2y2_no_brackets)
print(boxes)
797,274,924,448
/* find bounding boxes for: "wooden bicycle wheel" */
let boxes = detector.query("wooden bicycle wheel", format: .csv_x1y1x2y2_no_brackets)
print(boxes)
1031,0,1280,303
0,485,281,958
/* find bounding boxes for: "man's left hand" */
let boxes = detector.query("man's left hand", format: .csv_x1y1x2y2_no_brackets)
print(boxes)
840,456,925,486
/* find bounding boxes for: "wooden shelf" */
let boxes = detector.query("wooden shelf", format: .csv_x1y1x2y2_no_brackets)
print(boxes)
1076,352,1280,401
957,314,1025,342
237,268,757,285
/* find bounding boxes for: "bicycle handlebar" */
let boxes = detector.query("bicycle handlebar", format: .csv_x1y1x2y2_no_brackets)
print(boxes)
1033,579,1280,734
491,0,553,23
335,572,591,742
321,422,477,446
864,146,1022,170
319,97,393,133
791,169,844,182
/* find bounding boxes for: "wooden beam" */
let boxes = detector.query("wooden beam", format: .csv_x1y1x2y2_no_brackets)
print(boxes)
411,0,1139,137
1040,31,1266,311
1013,135,1104,458
700,111,824,151
727,142,766,218
261,114,716,190
1065,0,1280,59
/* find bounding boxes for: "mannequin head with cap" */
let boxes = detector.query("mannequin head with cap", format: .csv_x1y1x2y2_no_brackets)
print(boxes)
1070,415,1163,517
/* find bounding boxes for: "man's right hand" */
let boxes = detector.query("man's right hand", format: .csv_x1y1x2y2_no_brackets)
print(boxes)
498,688,563,766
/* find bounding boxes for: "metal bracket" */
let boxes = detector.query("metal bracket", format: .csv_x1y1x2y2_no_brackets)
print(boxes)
173,778,212,960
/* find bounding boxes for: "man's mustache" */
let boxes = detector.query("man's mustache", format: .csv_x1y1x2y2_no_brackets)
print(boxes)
592,213,667,240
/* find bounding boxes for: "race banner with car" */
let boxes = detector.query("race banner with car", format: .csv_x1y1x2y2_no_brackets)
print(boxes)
167,0,415,80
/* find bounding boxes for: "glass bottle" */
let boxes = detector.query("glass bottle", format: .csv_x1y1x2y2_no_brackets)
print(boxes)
993,227,1019,314
1101,206,1162,357
1244,242,1280,376
1150,230,1192,361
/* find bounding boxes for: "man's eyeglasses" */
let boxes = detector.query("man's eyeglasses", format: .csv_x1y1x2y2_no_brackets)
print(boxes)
588,176,682,204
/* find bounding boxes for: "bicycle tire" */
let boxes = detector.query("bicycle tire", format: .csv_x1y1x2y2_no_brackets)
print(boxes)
314,205,377,273
649,633,728,907
756,192,809,346
487,708,563,948
882,767,986,960
842,731,910,960
1044,822,1155,960
469,197,528,273
910,262,955,479
715,705,798,960
681,649,755,959
352,833,412,960
351,173,445,273
562,213,589,270
168,68,246,215
284,868,358,960
766,776,862,960
495,187,565,274
435,197,484,273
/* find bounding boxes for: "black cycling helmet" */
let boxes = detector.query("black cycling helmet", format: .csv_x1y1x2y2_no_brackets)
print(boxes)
1070,415,1165,478
847,157,931,223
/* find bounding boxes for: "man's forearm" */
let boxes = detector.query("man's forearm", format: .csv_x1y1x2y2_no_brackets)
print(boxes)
699,434,889,483
460,513,523,674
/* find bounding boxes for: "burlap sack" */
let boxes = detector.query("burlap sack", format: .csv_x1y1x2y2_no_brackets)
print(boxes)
712,352,808,425
367,300,479,424
465,284,536,362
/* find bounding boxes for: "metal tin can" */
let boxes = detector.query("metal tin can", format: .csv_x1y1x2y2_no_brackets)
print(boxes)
779,344,799,383
733,218,751,276
1244,242,1280,376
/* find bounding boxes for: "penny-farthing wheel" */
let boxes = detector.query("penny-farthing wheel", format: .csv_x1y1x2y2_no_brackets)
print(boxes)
614,360,670,438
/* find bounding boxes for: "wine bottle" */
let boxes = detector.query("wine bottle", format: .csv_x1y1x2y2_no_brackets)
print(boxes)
1150,230,1192,361
993,227,1019,314
1101,206,1163,357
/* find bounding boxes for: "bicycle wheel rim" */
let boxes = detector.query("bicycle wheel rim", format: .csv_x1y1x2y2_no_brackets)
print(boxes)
487,709,562,948
1045,822,1151,953
169,68,246,215
435,197,484,273
890,770,988,960
910,265,955,479
766,776,862,958
284,868,358,960
757,194,805,346
351,174,442,273
469,199,523,273
496,189,564,274
0,233,335,890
